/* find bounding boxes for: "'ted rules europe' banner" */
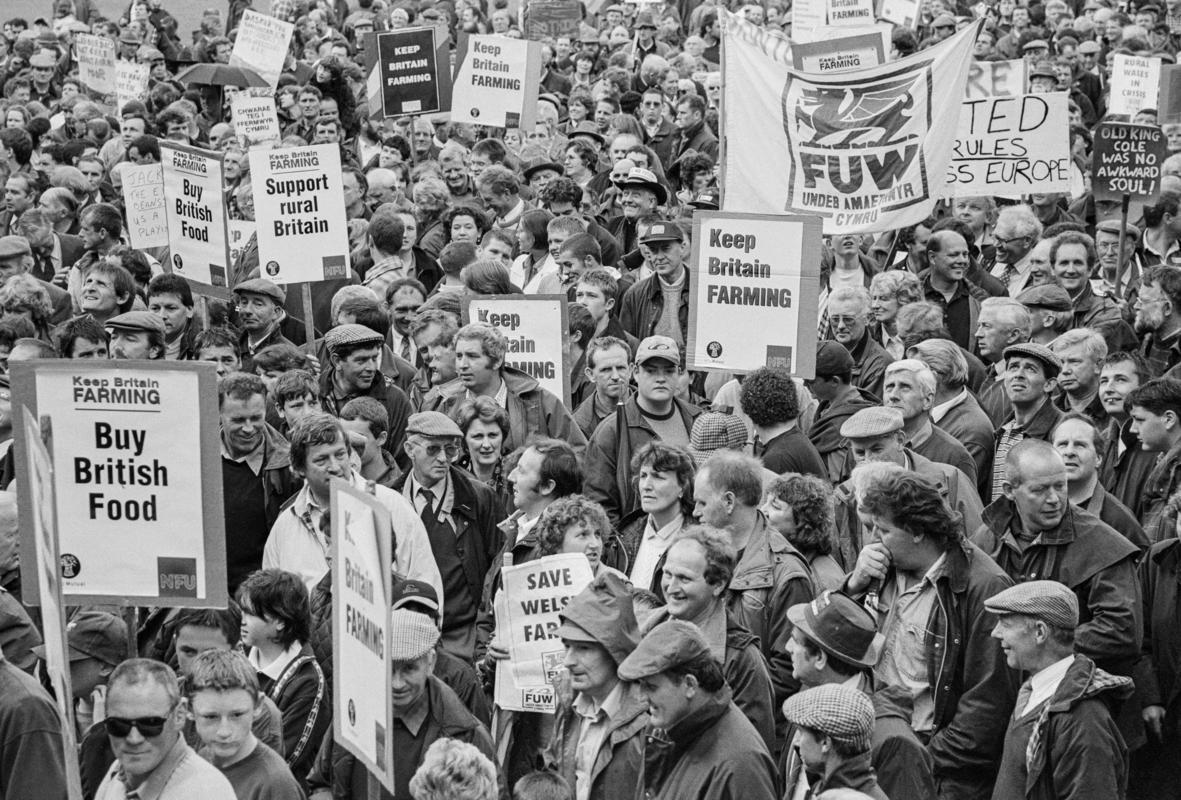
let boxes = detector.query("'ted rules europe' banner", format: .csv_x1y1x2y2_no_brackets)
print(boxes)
722,12,980,234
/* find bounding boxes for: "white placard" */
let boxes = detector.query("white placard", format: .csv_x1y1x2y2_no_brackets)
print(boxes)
121,163,168,250
1110,54,1162,117
229,9,294,87
464,295,571,405
161,142,230,287
75,33,115,95
231,94,281,149
450,35,541,129
115,60,149,112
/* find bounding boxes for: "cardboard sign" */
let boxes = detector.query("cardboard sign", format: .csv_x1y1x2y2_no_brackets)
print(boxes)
464,294,571,405
1109,54,1162,117
450,35,542,129
947,92,1071,197
75,33,115,96
965,59,1027,99
826,0,875,26
687,212,823,377
370,27,450,118
523,0,582,40
249,144,351,284
879,0,920,27
228,219,253,268
121,163,168,250
1092,121,1168,202
231,94,281,149
229,9,294,87
791,32,886,73
161,142,230,287
19,410,85,800
11,361,227,607
331,479,395,794
115,60,149,112
494,553,593,713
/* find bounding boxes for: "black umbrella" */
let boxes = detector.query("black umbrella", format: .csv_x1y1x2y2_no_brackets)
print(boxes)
175,62,269,87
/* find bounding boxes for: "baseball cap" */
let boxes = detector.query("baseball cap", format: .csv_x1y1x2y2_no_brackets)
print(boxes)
33,611,127,667
634,335,679,366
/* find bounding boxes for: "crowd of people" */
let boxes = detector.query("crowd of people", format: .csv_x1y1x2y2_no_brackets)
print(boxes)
1,0,1181,798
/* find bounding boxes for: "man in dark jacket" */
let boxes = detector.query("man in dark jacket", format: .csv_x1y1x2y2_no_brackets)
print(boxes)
781,684,889,800
618,220,689,342
849,468,1016,800
617,619,777,800
1128,377,1181,541
394,411,501,663
1098,351,1157,516
828,285,893,401
667,94,718,164
988,580,1134,800
807,341,878,484
1132,537,1181,797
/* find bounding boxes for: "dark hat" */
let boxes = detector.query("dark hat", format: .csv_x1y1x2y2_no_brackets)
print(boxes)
106,310,165,335
787,591,885,669
639,219,682,244
569,120,606,147
0,236,31,259
840,406,905,439
985,580,1079,628
814,340,855,377
137,46,165,62
635,10,658,27
1095,218,1141,242
688,190,720,210
782,684,875,752
1029,60,1059,80
36,30,60,47
618,167,668,205
1003,342,1062,378
32,611,126,667
406,410,463,438
390,578,441,618
522,157,564,182
538,92,563,113
617,619,714,681
324,323,385,353
233,277,285,304
556,572,640,666
1017,283,1073,312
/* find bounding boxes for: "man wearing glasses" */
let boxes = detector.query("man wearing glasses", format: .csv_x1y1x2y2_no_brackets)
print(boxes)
394,412,500,663
989,204,1045,298
96,658,236,799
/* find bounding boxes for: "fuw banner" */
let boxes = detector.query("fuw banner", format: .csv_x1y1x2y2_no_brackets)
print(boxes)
721,12,980,234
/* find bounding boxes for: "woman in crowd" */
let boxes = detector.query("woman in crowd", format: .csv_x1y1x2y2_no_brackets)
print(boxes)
454,396,513,512
445,205,489,246
534,495,626,581
869,270,922,360
616,441,695,593
761,474,844,592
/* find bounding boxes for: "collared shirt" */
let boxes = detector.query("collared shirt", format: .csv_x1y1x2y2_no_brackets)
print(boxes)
1021,655,1074,717
907,419,934,449
990,250,1033,297
248,640,303,681
395,688,430,737
875,553,947,733
465,379,509,409
495,198,528,232
630,514,683,589
220,432,265,476
97,734,235,800
880,326,905,360
573,683,624,800
404,470,454,524
363,254,409,299
931,388,968,424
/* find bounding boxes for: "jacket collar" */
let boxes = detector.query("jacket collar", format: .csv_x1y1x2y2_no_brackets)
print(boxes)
981,496,1077,547
660,685,732,748
731,513,802,591
814,751,881,796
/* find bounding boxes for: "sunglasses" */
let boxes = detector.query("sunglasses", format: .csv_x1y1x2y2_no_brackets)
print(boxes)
106,711,173,738
421,442,460,459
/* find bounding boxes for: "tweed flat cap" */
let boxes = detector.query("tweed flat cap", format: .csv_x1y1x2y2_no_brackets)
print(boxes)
1017,283,1073,312
815,340,855,376
106,311,165,335
0,236,31,259
1022,38,1049,51
406,411,463,438
782,684,875,752
985,580,1079,629
617,620,713,681
688,411,748,465
840,406,904,439
389,608,440,661
1095,218,1141,242
233,278,285,304
324,323,384,352
1077,39,1101,53
1003,342,1061,378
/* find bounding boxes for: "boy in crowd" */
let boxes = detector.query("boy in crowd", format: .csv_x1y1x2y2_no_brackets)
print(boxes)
272,370,322,436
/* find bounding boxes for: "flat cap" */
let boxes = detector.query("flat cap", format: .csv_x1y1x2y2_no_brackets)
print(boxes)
986,580,1079,629
1003,342,1062,378
0,236,31,259
233,277,285,303
1077,38,1102,53
635,11,658,27
932,12,956,26
688,411,748,465
323,323,384,352
815,340,855,376
1022,38,1049,51
1029,60,1058,80
389,608,441,661
119,28,143,44
29,52,56,68
406,410,463,438
617,620,713,681
840,406,904,439
1096,218,1141,241
781,684,875,752
1017,283,1073,312
137,46,165,61
106,310,165,335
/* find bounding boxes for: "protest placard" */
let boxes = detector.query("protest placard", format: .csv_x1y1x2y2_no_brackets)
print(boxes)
450,35,542,129
722,11,980,233
115,60,149,112
946,92,1071,198
121,162,168,250
161,142,230,287
879,0,920,27
1110,53,1162,117
686,212,823,377
1092,122,1167,203
370,27,450,118
75,33,116,96
464,294,571,406
965,59,1027,98
227,219,253,268
19,409,84,800
249,144,351,284
10,361,227,607
331,478,395,794
523,0,582,40
231,94,281,148
791,32,886,73
826,0,875,26
229,9,294,87
494,553,594,713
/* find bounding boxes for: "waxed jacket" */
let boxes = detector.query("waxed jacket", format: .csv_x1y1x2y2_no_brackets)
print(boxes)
618,268,691,342
1135,538,1181,716
543,680,649,800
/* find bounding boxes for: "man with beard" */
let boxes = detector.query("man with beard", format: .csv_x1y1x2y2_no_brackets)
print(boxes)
1136,265,1181,378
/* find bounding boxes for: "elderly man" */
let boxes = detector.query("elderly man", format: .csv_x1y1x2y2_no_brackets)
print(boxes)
985,343,1063,501
910,339,994,476
828,286,893,401
846,468,1016,799
781,684,888,800
692,451,813,718
1095,218,1142,297
543,573,648,800
1136,265,1181,378
96,659,236,799
1050,328,1108,424
974,297,1032,426
1019,282,1076,345
233,278,294,373
0,235,71,323
478,166,531,234
393,412,499,662
989,204,1045,296
105,310,165,360
784,592,936,800
988,581,1134,800
883,358,976,483
618,221,689,343
438,144,483,209
617,619,777,800
606,167,665,257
